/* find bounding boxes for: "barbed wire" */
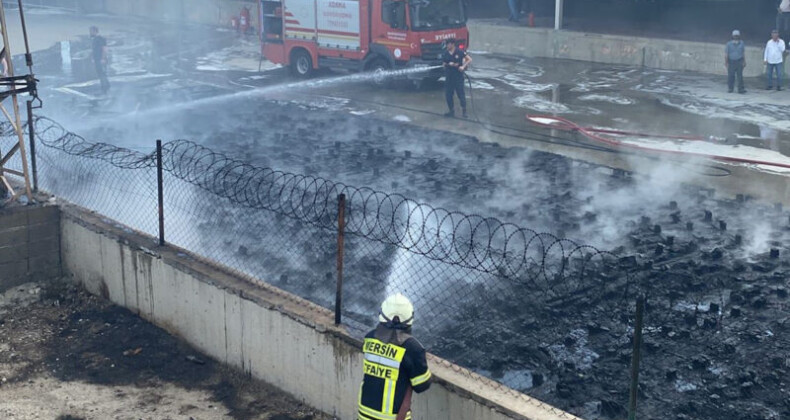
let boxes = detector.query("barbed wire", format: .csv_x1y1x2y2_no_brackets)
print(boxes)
160,139,634,296
25,117,636,298
34,117,154,169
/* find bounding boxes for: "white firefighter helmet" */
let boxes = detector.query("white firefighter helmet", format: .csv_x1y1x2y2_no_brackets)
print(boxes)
379,293,414,326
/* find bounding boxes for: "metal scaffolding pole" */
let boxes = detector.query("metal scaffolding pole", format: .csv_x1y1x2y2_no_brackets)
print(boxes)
0,0,37,204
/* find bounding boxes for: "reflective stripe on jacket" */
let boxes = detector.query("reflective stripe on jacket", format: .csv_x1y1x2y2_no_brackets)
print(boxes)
358,325,432,420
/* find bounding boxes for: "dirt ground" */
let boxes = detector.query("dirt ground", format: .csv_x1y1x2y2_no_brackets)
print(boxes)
0,279,334,420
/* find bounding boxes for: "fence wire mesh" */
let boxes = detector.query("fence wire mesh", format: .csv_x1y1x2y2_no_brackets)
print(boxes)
10,116,653,419
33,118,160,238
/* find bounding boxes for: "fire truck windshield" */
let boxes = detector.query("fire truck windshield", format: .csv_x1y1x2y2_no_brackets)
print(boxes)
408,0,466,31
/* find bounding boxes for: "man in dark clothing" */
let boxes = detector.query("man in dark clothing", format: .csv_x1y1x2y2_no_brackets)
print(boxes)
778,0,790,44
358,293,431,420
0,47,8,77
442,39,472,118
725,29,746,94
90,26,110,94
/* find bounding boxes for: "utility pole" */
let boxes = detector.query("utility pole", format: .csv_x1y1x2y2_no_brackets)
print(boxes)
0,0,39,204
554,0,564,30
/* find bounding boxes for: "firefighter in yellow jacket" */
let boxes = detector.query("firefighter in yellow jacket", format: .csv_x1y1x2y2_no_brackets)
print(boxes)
358,293,432,420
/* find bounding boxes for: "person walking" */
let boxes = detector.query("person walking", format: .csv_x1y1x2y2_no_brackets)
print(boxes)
765,29,786,91
725,30,746,94
778,0,790,43
442,39,472,118
90,26,110,95
358,294,432,420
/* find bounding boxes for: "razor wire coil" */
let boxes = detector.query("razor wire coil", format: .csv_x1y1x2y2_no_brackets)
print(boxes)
27,116,632,297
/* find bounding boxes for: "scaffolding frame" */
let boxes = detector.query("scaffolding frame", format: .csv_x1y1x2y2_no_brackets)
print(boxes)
0,0,38,204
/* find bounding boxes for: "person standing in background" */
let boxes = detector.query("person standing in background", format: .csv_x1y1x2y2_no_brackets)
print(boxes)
778,0,790,44
765,29,786,91
725,30,746,94
90,26,110,95
508,0,520,22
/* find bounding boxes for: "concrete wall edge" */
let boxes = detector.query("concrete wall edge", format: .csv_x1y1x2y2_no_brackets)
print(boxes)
58,201,579,420
467,21,765,77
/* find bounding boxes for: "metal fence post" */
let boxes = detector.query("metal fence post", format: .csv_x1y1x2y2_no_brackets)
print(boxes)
335,193,346,325
628,295,646,420
26,100,37,192
156,140,165,246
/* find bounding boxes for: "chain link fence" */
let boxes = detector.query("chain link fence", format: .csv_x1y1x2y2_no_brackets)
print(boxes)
25,116,786,419
7,117,642,408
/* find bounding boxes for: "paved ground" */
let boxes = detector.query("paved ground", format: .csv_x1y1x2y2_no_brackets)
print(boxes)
0,280,333,420
21,12,790,153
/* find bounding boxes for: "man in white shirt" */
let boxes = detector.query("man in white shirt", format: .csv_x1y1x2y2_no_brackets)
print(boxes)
765,29,786,91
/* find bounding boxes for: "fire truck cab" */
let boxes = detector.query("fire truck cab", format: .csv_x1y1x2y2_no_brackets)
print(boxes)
259,0,469,79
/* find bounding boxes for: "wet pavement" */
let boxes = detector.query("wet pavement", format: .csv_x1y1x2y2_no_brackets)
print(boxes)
25,10,790,151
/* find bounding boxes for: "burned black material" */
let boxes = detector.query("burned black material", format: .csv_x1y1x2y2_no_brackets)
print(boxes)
14,116,790,420
32,118,622,298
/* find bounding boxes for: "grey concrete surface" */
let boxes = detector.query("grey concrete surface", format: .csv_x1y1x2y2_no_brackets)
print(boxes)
103,0,255,26
59,202,579,420
0,204,61,290
468,20,768,77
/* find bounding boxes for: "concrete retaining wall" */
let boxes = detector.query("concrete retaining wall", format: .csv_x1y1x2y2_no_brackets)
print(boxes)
59,203,577,420
101,0,256,26
0,204,61,291
90,0,762,76
468,21,766,77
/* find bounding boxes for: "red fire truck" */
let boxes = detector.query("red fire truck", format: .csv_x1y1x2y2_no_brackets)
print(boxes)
258,0,469,79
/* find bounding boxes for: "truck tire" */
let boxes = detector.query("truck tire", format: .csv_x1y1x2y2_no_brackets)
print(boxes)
290,49,314,78
367,57,391,87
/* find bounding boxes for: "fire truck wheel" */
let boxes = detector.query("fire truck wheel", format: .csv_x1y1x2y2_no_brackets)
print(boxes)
291,49,314,78
368,58,391,87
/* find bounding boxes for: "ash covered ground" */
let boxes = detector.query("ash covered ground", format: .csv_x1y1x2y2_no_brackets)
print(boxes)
21,14,790,420
42,97,790,420
196,104,790,420
0,280,331,420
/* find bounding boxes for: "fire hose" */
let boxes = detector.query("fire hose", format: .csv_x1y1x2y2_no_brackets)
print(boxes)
525,114,790,171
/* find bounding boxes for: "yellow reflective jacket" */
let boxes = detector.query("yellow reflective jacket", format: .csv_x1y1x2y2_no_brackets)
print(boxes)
358,324,432,420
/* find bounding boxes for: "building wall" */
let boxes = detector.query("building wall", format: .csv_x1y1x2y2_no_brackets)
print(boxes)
59,203,579,420
101,0,256,26
0,204,61,291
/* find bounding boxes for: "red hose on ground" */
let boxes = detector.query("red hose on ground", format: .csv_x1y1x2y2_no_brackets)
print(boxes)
526,114,790,171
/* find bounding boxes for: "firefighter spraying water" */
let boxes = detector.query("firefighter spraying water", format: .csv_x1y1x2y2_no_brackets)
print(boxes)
441,38,471,118
359,294,431,420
